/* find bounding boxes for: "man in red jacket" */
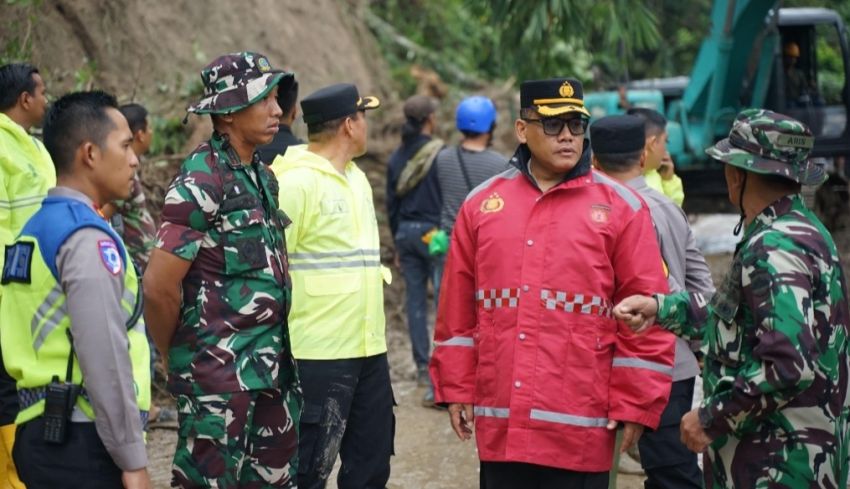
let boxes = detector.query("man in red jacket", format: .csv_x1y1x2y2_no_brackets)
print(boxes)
430,78,676,488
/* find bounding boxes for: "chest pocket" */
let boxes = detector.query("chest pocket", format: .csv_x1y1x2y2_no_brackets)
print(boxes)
219,181,269,275
707,256,746,366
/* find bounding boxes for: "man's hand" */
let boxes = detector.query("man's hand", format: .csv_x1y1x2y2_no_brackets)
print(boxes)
680,409,712,453
607,420,645,453
122,468,151,489
658,151,675,180
448,403,474,441
613,295,658,333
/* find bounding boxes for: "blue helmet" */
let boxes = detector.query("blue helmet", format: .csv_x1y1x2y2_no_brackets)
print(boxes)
456,96,497,134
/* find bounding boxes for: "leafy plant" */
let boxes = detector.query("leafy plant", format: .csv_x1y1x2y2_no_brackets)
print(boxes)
0,0,42,66
73,58,97,91
149,116,191,155
368,0,848,91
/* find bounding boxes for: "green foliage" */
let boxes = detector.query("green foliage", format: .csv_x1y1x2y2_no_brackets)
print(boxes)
180,76,205,100
149,116,191,155
0,0,42,66
73,58,97,91
370,0,849,92
627,0,713,82
369,0,659,89
0,36,31,66
368,0,501,92
487,0,659,83
815,36,845,104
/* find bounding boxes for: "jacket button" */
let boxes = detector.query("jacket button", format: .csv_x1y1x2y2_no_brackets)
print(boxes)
519,333,526,340
526,240,534,246
522,285,529,292
514,380,521,388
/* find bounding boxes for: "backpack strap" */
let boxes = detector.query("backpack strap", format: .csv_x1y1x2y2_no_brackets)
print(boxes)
455,146,474,192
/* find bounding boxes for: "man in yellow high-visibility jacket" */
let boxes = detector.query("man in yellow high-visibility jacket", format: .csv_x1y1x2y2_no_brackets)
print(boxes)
272,83,394,489
0,62,54,489
628,108,685,207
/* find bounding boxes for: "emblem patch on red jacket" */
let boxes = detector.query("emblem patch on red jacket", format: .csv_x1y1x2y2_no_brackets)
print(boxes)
590,204,610,224
481,193,505,213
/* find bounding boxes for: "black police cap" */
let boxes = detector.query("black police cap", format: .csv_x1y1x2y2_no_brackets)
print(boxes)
301,83,380,125
520,78,590,118
590,115,646,154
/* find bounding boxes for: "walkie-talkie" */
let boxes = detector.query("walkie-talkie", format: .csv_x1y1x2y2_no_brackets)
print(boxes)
42,331,81,444
42,375,74,444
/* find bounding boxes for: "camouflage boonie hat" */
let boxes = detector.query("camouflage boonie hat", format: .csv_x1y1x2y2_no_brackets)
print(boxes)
706,108,826,185
187,51,294,115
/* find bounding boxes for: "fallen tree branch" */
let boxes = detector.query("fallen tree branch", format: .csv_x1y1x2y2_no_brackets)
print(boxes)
360,8,484,89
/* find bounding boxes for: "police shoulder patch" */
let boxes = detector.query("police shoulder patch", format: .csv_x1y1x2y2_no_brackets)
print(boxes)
97,240,122,275
480,192,505,213
2,242,34,284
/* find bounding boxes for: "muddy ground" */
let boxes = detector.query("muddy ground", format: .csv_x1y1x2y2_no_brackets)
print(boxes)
146,379,652,489
141,154,850,488
144,244,735,489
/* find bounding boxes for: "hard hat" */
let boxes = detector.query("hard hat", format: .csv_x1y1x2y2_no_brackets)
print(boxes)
784,42,800,58
456,96,497,134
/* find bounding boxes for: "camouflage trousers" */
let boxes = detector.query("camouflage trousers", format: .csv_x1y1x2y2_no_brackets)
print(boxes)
171,388,300,488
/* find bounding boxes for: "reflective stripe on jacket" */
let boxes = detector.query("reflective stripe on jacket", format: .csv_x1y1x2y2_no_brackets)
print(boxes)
0,196,150,424
273,145,387,360
431,156,675,472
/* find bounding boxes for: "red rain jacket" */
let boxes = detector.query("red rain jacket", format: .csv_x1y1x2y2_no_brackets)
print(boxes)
430,145,675,472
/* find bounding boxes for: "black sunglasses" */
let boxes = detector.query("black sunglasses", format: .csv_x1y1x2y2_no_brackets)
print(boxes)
523,117,588,136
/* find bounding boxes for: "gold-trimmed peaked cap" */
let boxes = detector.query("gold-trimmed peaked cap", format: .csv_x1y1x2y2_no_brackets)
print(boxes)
520,77,590,118
301,83,380,126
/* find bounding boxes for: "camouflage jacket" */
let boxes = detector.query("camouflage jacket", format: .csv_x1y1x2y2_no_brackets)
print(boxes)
156,133,296,396
657,194,850,488
113,173,156,270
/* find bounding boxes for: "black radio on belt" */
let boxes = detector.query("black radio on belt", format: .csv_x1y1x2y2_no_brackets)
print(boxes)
43,375,80,444
43,331,81,444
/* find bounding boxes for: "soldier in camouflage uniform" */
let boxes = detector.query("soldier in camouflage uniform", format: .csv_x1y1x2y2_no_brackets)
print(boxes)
143,52,300,489
105,103,157,271
614,108,850,489
110,175,156,269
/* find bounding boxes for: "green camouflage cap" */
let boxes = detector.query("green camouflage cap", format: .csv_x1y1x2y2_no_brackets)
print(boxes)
187,51,294,115
706,108,825,185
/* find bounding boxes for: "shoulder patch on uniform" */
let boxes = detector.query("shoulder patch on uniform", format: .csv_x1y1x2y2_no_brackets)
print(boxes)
480,192,505,213
590,204,611,224
97,240,123,275
1,243,34,284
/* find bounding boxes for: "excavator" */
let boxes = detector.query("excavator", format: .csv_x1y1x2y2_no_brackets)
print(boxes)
584,0,850,223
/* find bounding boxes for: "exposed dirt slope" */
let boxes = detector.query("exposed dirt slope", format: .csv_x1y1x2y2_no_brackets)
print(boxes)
2,0,392,116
